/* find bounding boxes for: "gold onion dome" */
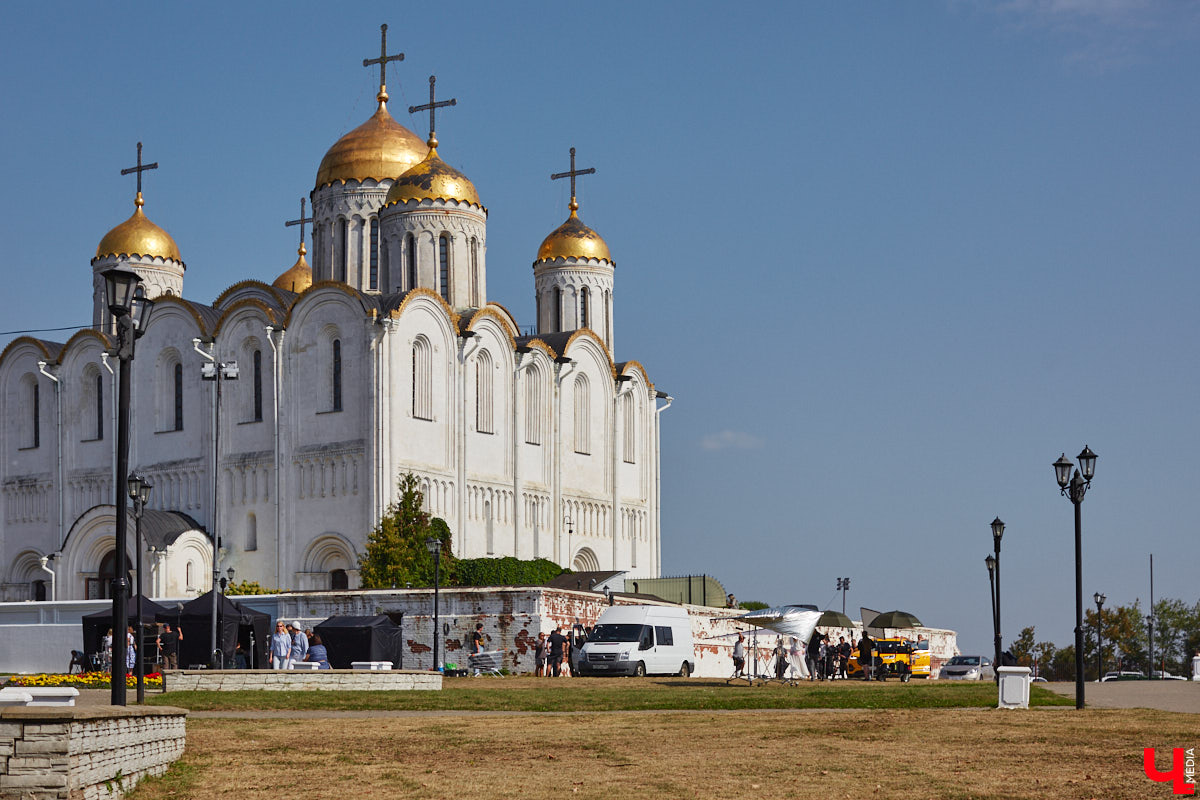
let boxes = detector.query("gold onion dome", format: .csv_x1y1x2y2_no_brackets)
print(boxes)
272,244,313,293
315,93,428,188
95,193,182,263
536,201,611,262
384,137,481,208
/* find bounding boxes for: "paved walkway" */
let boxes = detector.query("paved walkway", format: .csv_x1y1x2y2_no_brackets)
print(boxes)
1043,680,1200,713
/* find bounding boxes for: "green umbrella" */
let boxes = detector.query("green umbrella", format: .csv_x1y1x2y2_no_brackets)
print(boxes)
870,610,922,629
817,610,854,628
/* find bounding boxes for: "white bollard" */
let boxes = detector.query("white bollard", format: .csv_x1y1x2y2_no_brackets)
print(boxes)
997,666,1032,709
1191,654,1200,681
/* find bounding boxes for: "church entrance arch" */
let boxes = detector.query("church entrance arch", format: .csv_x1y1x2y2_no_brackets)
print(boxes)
299,534,359,591
572,547,600,573
95,550,133,600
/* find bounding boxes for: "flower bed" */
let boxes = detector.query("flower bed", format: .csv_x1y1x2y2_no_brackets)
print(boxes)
6,671,163,689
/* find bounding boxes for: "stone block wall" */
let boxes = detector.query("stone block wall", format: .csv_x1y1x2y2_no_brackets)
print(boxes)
164,669,441,692
0,706,187,800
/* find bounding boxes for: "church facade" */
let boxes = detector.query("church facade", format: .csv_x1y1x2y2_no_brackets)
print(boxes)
0,37,670,602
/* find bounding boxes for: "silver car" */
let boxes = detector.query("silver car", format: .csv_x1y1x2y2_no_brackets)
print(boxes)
939,655,995,680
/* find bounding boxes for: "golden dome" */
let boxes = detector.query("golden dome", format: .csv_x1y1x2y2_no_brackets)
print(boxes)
272,244,313,293
95,193,183,263
383,141,481,208
315,98,428,188
536,203,611,263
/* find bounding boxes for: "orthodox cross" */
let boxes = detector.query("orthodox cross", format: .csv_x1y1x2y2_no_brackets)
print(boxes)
120,141,158,199
409,75,456,143
550,147,595,206
363,23,404,97
285,198,313,246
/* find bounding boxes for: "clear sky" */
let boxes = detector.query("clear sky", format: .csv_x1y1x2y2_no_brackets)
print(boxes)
2,2,1197,655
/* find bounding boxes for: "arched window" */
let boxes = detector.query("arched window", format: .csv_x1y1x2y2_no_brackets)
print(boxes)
98,550,132,600
369,218,379,290
412,337,433,420
573,374,590,455
475,349,493,434
185,560,195,591
470,237,479,306
336,218,348,283
173,363,184,431
438,234,450,302
580,286,589,329
95,372,104,441
485,499,494,555
605,289,612,342
252,349,263,422
623,392,636,464
330,569,349,590
525,367,542,445
29,378,40,449
553,287,562,331
406,233,417,289
630,517,638,568
331,339,343,412
246,512,258,552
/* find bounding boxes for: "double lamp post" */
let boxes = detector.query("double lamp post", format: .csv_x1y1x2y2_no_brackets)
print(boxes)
984,517,1004,683
1053,445,1097,710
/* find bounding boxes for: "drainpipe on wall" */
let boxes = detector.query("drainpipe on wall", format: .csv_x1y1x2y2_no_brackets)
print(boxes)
512,347,534,558
457,332,480,557
612,377,633,571
101,354,116,505
552,356,576,566
38,555,56,601
37,361,64,553
653,391,672,577
265,326,283,589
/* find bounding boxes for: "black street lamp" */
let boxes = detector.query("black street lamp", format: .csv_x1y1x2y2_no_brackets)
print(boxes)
1093,592,1105,680
102,267,154,706
836,577,850,615
985,554,998,677
198,351,238,668
1146,613,1155,679
128,474,152,703
425,537,442,671
1053,445,1097,710
990,517,1005,681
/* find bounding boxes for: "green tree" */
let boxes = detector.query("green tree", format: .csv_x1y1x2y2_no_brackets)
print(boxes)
357,474,454,588
1010,626,1037,666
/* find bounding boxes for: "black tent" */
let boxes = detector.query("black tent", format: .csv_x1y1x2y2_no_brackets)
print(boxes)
81,595,170,670
161,592,271,669
314,615,403,669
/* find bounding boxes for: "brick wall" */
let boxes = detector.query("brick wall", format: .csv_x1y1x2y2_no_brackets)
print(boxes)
164,670,441,692
0,706,186,800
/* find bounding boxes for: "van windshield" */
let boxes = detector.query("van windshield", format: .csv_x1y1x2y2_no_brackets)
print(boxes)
589,624,646,643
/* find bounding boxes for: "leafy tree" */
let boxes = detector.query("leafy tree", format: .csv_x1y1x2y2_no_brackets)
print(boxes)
225,580,280,596
358,474,454,589
1010,626,1037,666
740,601,769,611
450,557,566,587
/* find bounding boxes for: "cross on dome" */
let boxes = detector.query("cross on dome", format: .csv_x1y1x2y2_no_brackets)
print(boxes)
362,23,404,103
120,141,159,207
284,197,313,253
409,75,456,149
550,147,595,212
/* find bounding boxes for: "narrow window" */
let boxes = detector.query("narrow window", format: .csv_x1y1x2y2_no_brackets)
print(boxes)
336,219,348,282
605,290,612,343
553,287,562,331
485,500,494,555
369,218,379,290
185,560,194,590
475,350,493,434
573,375,590,455
252,349,263,422
630,519,638,568
412,337,433,420
246,512,258,551
96,373,104,440
406,233,417,289
470,237,479,306
580,286,589,329
438,234,450,302
330,569,349,590
331,339,343,412
173,363,184,431
623,392,636,463
525,369,542,445
32,382,40,448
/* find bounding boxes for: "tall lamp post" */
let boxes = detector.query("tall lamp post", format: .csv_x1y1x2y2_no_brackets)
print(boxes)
127,474,152,703
197,347,238,668
985,554,998,679
836,577,850,615
1093,592,1105,681
425,537,442,671
1053,445,1097,710
102,267,154,706
1146,613,1155,679
990,517,1004,681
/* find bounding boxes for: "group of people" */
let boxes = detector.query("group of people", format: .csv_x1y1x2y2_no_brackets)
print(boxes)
730,630,880,682
96,622,183,674
533,620,589,677
270,620,330,669
804,631,856,680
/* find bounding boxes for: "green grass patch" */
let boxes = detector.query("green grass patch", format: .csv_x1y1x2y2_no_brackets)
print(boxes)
147,678,1074,712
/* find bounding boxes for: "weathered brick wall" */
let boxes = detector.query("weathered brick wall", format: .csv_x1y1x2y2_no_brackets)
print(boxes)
164,670,441,692
0,706,186,800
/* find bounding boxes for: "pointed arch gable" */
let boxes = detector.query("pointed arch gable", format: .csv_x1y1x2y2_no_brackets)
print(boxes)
145,295,215,338
281,280,377,329
212,297,280,336
462,307,518,352
213,279,292,311
0,337,62,370
560,330,618,382
616,360,653,391
55,330,113,365
383,286,460,331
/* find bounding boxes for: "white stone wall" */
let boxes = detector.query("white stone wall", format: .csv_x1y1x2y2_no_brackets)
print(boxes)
380,200,487,307
534,259,615,351
164,669,441,692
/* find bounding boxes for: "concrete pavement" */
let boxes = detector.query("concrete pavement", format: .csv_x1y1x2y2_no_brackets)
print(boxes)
1043,679,1200,713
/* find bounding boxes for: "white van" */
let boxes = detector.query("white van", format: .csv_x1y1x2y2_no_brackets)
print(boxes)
577,605,695,677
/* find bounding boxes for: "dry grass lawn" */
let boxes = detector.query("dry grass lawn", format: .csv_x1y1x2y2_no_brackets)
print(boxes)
127,706,1195,800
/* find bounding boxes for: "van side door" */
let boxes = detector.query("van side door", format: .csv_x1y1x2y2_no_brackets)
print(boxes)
654,625,675,673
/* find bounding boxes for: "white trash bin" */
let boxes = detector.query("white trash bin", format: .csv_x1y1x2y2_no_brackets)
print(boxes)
997,666,1031,709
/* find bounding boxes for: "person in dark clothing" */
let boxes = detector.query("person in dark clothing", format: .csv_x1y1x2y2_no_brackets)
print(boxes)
546,626,567,677
837,636,852,679
470,623,485,676
806,630,822,681
159,623,182,670
858,632,875,680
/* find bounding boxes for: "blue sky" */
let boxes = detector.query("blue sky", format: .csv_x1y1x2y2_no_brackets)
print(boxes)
3,2,1198,655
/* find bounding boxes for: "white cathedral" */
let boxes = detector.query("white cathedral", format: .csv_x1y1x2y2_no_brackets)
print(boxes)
0,35,671,602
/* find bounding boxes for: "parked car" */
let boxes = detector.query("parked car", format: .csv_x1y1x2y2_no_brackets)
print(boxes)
938,655,994,681
1150,670,1187,681
1101,670,1146,681
576,605,695,677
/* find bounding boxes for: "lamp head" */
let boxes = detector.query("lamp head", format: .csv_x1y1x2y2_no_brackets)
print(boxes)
1077,445,1097,481
985,554,996,576
425,536,441,555
1053,453,1074,489
990,517,1005,545
102,267,142,316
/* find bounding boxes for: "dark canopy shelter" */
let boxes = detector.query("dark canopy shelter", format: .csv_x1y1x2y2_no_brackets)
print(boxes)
81,595,170,655
161,592,271,669
314,615,403,669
